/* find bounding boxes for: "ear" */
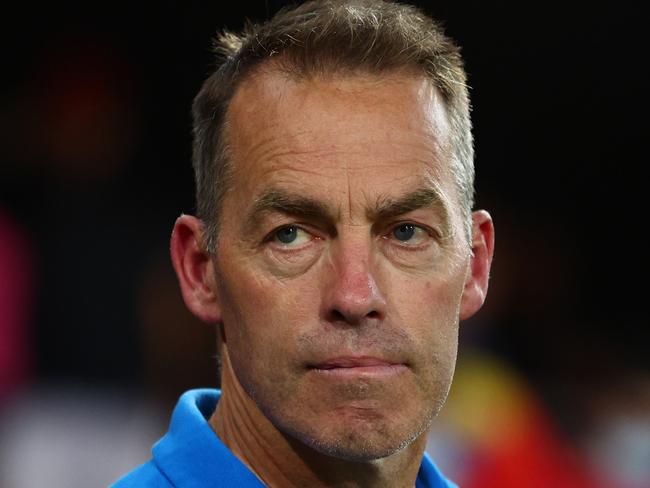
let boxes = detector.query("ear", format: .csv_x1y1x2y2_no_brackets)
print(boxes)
170,214,222,324
459,210,495,320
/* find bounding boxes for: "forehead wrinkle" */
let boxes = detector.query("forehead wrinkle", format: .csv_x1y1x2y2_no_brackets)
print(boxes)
256,161,341,181
236,140,364,182
241,132,327,167
236,109,446,172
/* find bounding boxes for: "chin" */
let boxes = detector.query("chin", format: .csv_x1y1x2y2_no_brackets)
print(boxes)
289,413,431,462
308,437,411,462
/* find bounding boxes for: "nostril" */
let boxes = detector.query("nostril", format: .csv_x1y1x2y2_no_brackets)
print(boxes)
326,308,380,323
329,309,346,322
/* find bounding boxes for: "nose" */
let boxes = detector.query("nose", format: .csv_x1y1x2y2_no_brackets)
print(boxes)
323,238,387,325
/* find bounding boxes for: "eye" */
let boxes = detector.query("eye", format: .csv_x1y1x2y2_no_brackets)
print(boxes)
393,223,416,241
273,226,311,246
389,223,431,246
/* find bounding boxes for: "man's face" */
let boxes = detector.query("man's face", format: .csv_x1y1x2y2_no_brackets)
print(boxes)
213,68,472,461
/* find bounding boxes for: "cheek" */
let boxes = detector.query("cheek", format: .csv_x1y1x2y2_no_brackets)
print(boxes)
217,260,317,362
216,264,325,406
387,268,465,325
387,274,463,370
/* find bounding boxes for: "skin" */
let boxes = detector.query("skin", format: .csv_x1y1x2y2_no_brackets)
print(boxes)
171,67,494,487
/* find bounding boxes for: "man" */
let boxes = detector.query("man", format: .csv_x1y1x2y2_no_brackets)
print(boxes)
112,0,494,486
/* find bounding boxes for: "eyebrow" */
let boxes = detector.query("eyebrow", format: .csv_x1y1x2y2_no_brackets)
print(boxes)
371,186,452,234
244,185,452,235
244,189,334,234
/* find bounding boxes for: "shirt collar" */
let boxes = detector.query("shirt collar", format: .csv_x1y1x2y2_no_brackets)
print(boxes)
153,389,455,488
152,389,265,488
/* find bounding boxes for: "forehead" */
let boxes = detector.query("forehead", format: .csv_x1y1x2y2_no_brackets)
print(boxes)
224,67,455,208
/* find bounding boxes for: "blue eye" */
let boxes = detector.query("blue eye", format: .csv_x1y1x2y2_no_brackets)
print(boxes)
393,224,416,241
272,226,312,246
275,226,299,244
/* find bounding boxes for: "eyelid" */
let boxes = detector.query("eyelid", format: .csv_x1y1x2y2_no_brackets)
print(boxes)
264,223,321,247
383,220,440,240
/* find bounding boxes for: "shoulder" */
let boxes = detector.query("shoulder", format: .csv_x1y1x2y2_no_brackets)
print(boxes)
110,389,265,488
110,460,173,488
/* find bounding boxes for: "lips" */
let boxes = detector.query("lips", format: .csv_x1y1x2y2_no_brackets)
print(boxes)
312,356,400,369
308,356,408,378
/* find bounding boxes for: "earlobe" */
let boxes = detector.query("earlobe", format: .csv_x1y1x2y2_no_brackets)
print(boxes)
459,210,495,320
170,215,223,324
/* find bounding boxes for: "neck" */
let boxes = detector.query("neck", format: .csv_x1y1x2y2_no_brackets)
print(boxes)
209,346,427,488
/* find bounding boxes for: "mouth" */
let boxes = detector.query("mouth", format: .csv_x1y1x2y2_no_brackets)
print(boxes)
308,356,408,378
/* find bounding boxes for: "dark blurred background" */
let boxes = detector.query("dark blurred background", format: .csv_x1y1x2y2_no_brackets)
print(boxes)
1,1,647,487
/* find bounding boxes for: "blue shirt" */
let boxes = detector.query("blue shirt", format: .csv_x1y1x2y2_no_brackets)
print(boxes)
111,389,458,488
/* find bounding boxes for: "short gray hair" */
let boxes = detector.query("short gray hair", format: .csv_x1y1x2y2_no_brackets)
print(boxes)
192,0,474,251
